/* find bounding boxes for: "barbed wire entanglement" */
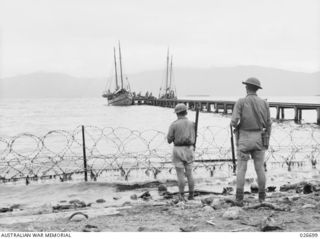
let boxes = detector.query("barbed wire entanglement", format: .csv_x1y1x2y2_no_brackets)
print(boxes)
0,124,319,183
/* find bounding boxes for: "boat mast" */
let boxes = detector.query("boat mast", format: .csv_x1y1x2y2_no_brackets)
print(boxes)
165,48,169,97
169,55,173,91
118,41,124,89
113,47,119,90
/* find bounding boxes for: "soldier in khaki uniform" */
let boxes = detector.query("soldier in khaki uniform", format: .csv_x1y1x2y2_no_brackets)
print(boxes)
231,78,272,205
167,103,195,201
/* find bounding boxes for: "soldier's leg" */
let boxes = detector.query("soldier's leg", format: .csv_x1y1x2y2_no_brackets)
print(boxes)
236,151,249,205
252,150,266,202
185,164,194,200
175,167,186,201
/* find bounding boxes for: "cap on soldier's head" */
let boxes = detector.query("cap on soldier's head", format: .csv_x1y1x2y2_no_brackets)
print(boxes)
242,77,262,89
174,103,187,114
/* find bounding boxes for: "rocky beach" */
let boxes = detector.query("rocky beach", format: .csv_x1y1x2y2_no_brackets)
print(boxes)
1,179,320,232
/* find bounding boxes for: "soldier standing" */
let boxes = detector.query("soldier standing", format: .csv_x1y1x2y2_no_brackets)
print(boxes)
231,78,272,206
167,103,196,201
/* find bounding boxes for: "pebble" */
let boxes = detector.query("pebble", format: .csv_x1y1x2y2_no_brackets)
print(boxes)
303,184,314,194
0,208,13,213
281,197,291,204
53,204,73,211
202,205,214,212
10,204,21,209
137,226,161,232
36,204,52,214
69,199,82,204
96,199,106,203
163,192,173,199
222,207,243,220
158,184,167,192
211,199,223,209
180,225,198,232
69,200,87,208
222,187,233,194
82,224,100,232
287,195,300,201
302,204,316,209
137,227,147,232
176,201,185,209
260,217,282,231
130,194,138,200
69,213,88,222
267,186,277,192
122,201,132,206
250,183,259,193
139,191,152,201
201,197,214,206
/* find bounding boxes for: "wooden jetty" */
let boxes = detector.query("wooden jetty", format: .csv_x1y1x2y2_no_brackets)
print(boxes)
133,97,320,125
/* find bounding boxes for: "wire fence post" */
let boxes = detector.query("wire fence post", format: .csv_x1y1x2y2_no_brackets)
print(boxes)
230,125,236,174
82,125,88,182
194,107,200,149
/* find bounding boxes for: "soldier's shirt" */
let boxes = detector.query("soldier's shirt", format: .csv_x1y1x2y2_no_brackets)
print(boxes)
167,116,195,146
231,93,271,131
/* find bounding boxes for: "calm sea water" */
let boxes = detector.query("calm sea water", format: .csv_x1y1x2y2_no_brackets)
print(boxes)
0,96,319,137
0,96,319,209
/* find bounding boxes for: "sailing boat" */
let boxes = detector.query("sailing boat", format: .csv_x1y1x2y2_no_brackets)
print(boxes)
102,42,133,106
159,49,177,99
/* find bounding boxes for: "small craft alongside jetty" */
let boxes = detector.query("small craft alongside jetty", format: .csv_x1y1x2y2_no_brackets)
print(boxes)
158,49,177,100
99,45,320,124
102,42,133,106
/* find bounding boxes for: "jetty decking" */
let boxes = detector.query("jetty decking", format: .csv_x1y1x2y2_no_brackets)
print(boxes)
133,98,320,125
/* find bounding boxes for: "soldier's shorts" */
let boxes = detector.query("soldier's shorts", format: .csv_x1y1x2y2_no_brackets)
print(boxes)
172,146,195,169
237,130,265,161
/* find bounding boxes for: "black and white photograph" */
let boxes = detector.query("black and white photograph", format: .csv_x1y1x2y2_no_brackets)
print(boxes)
0,0,319,235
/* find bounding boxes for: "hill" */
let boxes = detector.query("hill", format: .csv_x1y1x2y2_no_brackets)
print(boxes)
0,72,103,98
129,66,320,97
0,66,319,98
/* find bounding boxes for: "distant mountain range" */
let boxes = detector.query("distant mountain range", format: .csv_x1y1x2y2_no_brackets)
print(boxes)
1,66,319,98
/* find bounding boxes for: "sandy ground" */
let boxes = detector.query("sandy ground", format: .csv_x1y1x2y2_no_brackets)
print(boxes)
1,181,320,232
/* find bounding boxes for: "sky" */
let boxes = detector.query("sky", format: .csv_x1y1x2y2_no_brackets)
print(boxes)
0,0,319,78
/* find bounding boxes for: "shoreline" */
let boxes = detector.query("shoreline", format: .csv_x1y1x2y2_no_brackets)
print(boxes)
1,180,320,232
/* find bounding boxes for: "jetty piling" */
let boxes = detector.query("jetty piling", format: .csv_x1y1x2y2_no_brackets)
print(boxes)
281,108,285,120
133,98,320,125
294,107,299,123
81,125,88,182
276,106,280,120
206,103,211,112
